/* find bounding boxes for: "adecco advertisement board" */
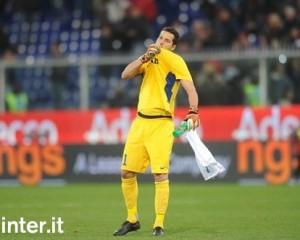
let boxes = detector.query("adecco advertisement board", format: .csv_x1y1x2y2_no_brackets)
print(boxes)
0,106,300,185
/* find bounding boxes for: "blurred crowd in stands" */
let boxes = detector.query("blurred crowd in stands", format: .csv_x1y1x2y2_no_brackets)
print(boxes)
0,0,300,111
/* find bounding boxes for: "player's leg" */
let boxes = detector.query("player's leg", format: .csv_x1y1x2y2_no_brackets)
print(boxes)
146,119,174,236
114,118,149,236
113,170,141,236
152,173,169,236
121,170,139,224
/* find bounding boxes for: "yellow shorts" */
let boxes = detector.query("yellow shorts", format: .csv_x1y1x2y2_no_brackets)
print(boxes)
121,117,174,174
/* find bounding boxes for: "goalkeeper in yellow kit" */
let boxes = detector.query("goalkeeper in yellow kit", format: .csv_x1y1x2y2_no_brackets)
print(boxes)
113,26,199,236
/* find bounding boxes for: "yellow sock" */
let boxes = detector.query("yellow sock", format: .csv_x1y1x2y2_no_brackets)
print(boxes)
122,177,138,223
154,180,169,228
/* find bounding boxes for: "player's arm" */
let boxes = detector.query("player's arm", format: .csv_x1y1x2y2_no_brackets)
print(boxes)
121,44,160,80
181,79,199,129
181,80,198,110
121,58,143,80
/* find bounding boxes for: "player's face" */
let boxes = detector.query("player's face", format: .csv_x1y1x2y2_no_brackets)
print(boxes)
155,31,176,50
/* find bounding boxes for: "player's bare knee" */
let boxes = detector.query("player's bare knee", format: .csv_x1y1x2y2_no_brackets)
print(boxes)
121,170,136,179
153,173,168,182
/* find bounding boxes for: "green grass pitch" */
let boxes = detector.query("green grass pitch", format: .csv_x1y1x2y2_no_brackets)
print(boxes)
0,183,299,240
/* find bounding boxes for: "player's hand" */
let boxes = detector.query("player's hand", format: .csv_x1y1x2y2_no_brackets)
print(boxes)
139,44,160,63
146,44,160,58
184,107,200,130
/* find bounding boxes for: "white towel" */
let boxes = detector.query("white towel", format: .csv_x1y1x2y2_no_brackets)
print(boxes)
185,130,225,181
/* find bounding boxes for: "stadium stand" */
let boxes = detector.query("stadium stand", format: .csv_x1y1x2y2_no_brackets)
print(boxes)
0,0,300,110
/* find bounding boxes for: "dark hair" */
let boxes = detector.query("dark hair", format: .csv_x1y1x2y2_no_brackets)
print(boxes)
162,26,179,45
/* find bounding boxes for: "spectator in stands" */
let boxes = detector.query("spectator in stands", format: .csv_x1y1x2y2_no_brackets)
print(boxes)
98,22,125,97
3,49,18,91
105,0,130,24
287,26,300,47
282,5,300,38
107,81,138,107
5,79,28,112
130,0,157,22
243,75,261,106
262,13,285,48
213,7,238,47
269,63,293,105
291,58,300,104
91,0,107,21
233,32,249,50
196,61,228,105
50,41,67,109
100,23,117,54
0,26,11,56
237,0,270,27
223,64,244,105
2,46,26,112
186,19,217,51
289,59,300,104
117,5,151,53
233,17,261,49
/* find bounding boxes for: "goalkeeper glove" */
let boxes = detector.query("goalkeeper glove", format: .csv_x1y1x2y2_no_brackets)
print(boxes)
139,44,160,63
185,107,199,130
